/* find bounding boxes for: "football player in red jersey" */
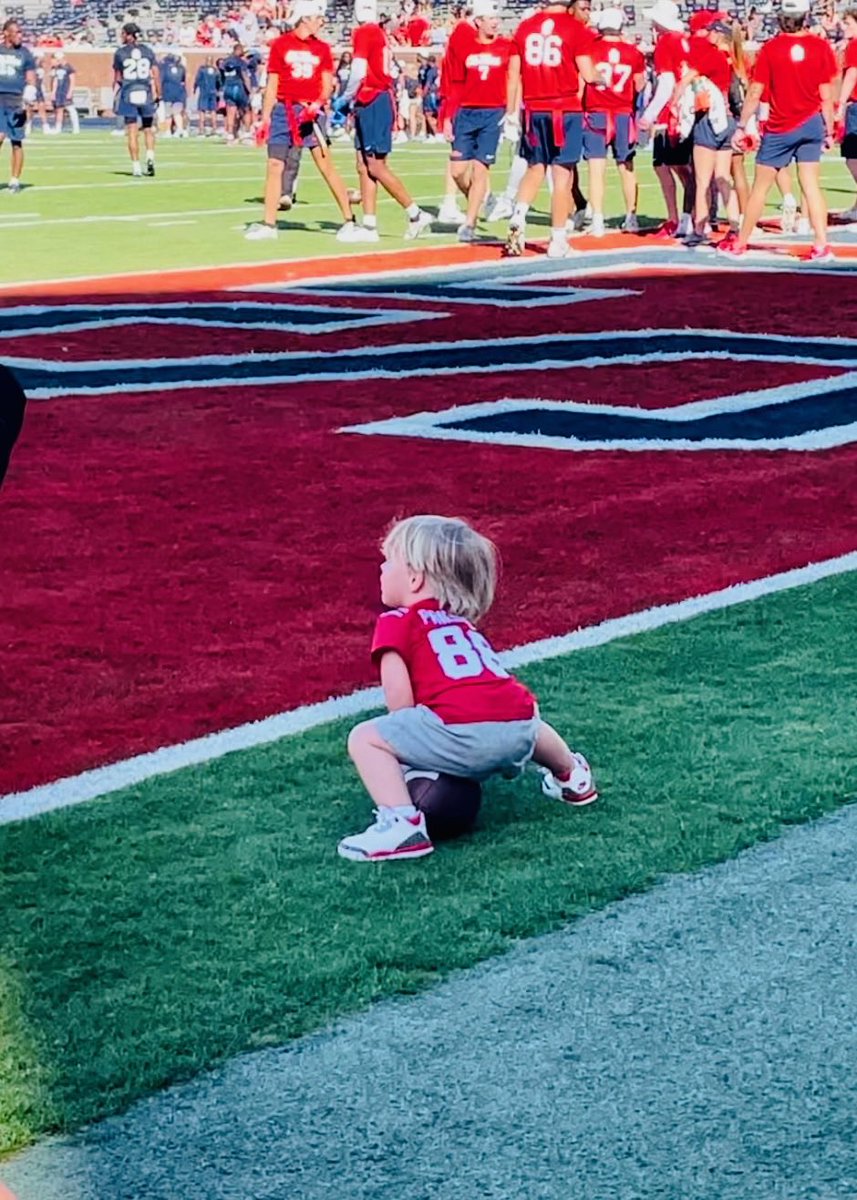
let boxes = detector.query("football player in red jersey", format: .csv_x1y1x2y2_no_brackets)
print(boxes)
503,0,604,258
673,17,742,246
339,516,597,863
342,0,433,240
835,8,857,219
444,0,514,240
245,0,360,242
638,0,694,237
582,7,646,234
720,0,837,261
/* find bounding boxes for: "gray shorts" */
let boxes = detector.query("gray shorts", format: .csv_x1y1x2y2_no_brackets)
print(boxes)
375,705,540,782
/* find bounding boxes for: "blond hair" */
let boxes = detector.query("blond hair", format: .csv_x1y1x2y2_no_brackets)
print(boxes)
382,514,497,623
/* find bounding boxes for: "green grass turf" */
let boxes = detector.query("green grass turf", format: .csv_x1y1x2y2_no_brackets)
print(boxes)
1,570,855,1155
0,131,854,285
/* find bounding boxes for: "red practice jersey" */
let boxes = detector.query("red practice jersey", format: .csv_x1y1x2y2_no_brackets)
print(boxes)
583,35,645,113
651,29,692,121
448,28,514,109
267,31,333,104
844,38,857,102
371,599,536,725
511,9,597,112
441,17,477,108
688,37,732,99
752,32,837,132
352,21,393,103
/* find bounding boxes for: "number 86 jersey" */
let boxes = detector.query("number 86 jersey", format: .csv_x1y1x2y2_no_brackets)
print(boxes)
511,10,597,112
371,599,536,724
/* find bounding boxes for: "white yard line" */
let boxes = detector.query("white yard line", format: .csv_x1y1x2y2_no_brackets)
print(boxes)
2,549,855,825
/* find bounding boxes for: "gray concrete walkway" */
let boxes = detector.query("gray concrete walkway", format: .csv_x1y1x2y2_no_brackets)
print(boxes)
5,804,857,1200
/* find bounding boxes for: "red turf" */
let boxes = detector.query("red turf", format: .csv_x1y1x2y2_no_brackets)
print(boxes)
1,270,855,794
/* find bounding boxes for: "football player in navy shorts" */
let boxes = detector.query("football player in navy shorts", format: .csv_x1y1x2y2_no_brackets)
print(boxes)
503,0,604,258
582,7,645,234
342,0,433,240
113,23,160,177
720,0,837,260
245,0,360,242
443,0,513,240
221,43,252,143
0,20,36,192
194,56,220,137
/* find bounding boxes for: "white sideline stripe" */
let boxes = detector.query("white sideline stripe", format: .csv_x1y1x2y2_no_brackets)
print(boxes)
2,549,856,827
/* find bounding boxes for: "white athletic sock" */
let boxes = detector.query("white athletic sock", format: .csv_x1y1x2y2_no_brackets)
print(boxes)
503,154,528,202
511,202,530,225
363,213,377,229
405,202,420,219
389,804,418,819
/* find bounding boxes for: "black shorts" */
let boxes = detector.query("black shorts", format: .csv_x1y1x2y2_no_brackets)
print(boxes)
652,130,692,168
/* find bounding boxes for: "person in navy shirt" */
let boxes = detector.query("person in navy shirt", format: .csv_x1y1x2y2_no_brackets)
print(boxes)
113,22,160,177
160,52,188,136
194,55,220,136
0,19,37,191
51,50,78,134
27,47,48,134
220,43,252,141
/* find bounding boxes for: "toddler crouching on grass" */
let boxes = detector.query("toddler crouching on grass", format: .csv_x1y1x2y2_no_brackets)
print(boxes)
338,514,597,862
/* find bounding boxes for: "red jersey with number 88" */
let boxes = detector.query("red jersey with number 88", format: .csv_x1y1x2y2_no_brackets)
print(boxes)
512,10,597,112
371,599,536,725
583,35,645,113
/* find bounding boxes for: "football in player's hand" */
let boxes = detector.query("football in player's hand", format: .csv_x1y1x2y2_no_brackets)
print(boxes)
405,770,482,842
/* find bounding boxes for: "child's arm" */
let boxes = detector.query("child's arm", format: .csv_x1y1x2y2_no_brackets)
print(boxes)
379,651,415,712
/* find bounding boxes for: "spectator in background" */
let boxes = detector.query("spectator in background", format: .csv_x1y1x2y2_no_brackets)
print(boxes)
194,54,221,135
51,50,79,133
405,2,432,46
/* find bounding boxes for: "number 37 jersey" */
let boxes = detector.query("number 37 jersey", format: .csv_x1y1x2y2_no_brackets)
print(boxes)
371,598,536,725
511,10,597,112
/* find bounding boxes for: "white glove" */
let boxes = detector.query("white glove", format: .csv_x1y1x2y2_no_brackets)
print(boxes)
502,112,520,143
23,84,37,104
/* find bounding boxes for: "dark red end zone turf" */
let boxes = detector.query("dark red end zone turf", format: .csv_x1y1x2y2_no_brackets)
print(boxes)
1,270,856,794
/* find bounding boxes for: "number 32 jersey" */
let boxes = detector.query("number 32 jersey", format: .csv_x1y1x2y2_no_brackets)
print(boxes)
371,598,536,725
511,10,597,112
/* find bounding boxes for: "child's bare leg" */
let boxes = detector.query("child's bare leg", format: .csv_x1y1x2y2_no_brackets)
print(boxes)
531,720,575,777
347,720,412,807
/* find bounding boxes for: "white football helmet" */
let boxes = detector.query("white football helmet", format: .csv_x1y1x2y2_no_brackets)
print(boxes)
354,0,378,22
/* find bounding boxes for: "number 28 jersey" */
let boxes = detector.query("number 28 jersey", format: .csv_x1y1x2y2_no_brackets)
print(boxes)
113,43,157,103
512,10,597,112
371,598,536,725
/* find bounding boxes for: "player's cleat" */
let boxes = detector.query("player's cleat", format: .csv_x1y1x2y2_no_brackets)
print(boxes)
796,217,811,237
541,753,598,807
716,228,739,250
677,212,693,237
683,229,710,248
589,213,605,238
622,212,639,233
547,235,571,259
838,206,857,222
780,194,798,233
436,197,463,225
504,221,525,256
652,219,679,239
337,808,434,862
131,162,143,177
484,194,514,222
146,158,155,177
335,220,376,243
278,194,294,211
244,222,278,240
457,223,477,243
571,205,588,231
404,209,433,239
808,244,835,263
7,178,21,193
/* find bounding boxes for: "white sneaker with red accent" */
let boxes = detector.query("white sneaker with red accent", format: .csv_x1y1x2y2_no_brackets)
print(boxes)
337,808,434,861
541,753,598,807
